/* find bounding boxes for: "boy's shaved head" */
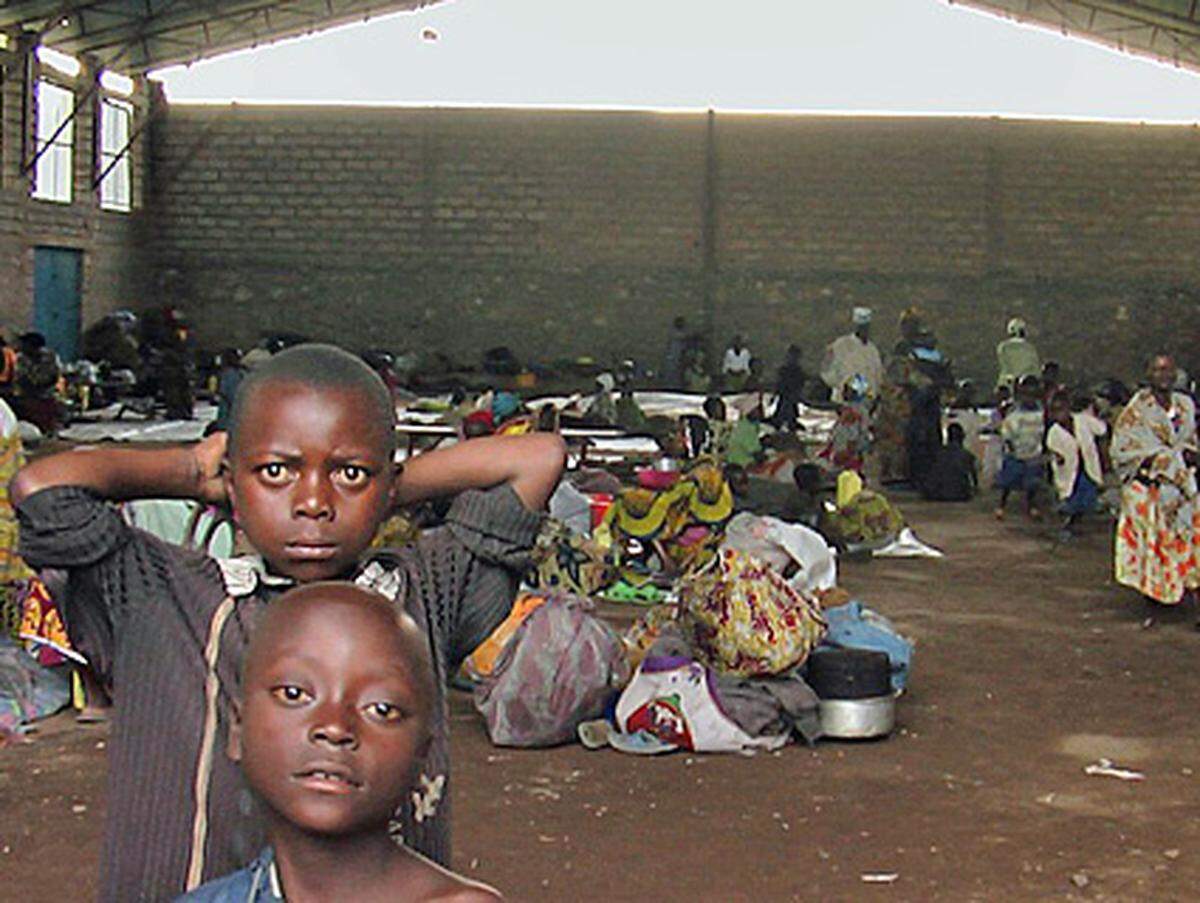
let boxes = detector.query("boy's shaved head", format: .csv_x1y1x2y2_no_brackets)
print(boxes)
227,343,396,455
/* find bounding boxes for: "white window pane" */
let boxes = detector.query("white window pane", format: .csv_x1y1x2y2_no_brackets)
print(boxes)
33,81,74,203
35,143,71,203
99,100,132,212
36,81,72,140
102,100,130,153
100,157,130,211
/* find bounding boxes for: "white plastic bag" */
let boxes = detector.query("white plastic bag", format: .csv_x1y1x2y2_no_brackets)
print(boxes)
722,512,837,594
615,658,788,753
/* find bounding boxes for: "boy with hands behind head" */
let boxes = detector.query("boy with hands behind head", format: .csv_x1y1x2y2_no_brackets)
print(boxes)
13,344,564,901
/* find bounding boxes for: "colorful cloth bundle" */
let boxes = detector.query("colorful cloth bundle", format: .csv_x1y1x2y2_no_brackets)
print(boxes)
678,548,827,677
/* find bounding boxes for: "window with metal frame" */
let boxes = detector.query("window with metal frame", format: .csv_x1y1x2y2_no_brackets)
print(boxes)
33,80,74,203
99,97,132,211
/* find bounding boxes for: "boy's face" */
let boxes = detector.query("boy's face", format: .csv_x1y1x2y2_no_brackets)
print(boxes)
226,381,397,582
232,586,431,837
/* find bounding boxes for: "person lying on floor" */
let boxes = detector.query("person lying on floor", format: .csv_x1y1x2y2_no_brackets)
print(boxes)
12,343,564,902
177,582,500,902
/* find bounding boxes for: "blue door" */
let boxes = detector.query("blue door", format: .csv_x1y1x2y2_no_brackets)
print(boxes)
33,246,83,362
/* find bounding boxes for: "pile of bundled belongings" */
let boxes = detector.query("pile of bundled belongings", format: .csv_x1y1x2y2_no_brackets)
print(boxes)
463,459,915,755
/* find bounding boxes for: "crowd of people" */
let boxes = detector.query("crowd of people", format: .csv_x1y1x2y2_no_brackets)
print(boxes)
649,307,1200,620
1,301,1198,901
0,307,204,436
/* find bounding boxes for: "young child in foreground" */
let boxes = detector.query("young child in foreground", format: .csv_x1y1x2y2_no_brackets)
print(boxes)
995,374,1046,520
178,582,500,902
12,343,565,901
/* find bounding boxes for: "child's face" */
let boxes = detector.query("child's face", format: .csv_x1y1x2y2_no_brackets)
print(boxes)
232,585,431,837
226,381,397,581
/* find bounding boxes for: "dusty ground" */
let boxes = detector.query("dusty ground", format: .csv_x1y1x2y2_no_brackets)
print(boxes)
3,494,1199,901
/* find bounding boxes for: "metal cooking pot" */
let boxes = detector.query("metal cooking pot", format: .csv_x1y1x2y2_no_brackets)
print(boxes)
818,694,896,740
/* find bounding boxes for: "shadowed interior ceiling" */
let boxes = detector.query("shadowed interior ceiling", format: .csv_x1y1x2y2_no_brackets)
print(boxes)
1,1,1197,81
0,0,440,73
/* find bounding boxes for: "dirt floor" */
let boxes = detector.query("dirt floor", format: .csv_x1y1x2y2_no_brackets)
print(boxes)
3,493,1199,901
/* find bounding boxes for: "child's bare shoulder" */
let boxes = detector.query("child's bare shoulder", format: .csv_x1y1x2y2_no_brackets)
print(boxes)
427,880,503,902
395,847,503,901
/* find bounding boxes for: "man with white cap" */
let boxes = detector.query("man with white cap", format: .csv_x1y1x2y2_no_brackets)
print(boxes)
820,307,884,403
996,317,1040,391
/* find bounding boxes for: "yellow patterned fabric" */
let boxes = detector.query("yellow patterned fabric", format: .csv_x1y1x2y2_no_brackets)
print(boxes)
18,576,71,665
0,428,33,586
678,548,826,677
529,519,615,596
602,460,734,583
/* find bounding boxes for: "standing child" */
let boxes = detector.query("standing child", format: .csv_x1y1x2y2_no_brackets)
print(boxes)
13,343,564,902
817,377,872,477
178,582,500,902
995,374,1045,520
1046,392,1108,537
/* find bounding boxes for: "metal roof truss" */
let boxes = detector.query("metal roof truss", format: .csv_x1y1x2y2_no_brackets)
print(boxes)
955,0,1200,72
0,0,436,74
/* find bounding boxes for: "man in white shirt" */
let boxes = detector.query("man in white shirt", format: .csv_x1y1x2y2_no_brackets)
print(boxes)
820,307,884,403
722,335,753,390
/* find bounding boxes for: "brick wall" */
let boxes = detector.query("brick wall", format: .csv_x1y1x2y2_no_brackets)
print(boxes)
0,42,151,346
151,105,1200,387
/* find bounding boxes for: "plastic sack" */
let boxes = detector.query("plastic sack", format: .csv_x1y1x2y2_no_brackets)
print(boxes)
0,636,70,736
678,548,827,678
722,512,837,594
615,656,789,753
462,592,548,681
473,594,630,747
820,601,914,692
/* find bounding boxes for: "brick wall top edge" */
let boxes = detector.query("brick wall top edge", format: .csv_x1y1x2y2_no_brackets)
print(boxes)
163,104,1200,135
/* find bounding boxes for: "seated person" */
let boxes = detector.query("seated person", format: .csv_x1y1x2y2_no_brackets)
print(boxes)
699,396,764,467
725,404,765,468
921,423,978,502
683,347,712,394
584,373,618,425
721,334,753,391
179,582,500,901
615,382,648,433
13,331,63,433
727,463,790,518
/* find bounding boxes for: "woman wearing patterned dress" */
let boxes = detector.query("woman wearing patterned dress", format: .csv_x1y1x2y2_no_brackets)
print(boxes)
1111,354,1200,609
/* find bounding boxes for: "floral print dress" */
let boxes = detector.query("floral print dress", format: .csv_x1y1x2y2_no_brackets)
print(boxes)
1111,389,1200,604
